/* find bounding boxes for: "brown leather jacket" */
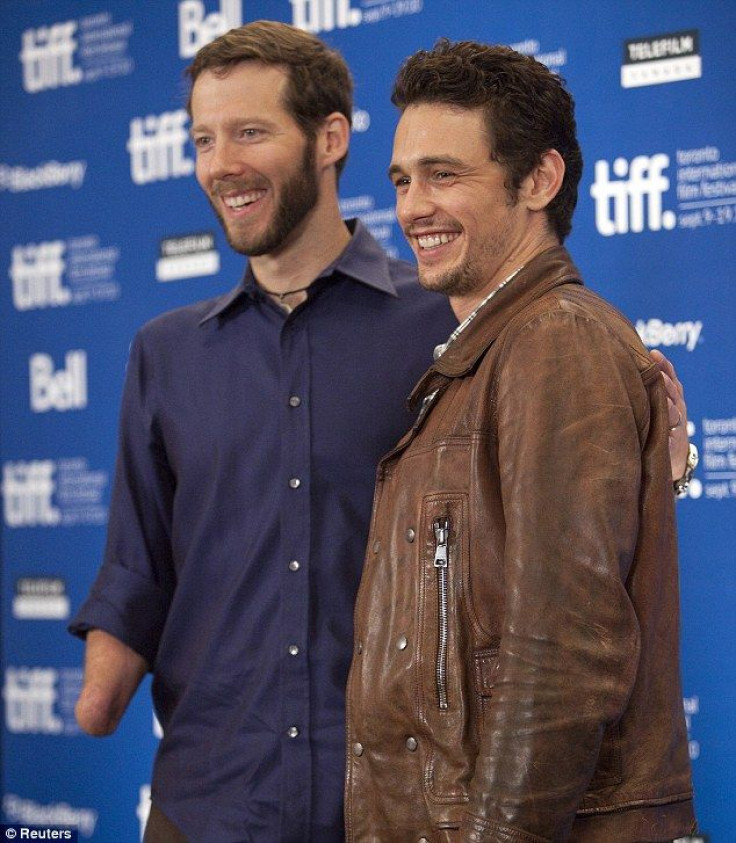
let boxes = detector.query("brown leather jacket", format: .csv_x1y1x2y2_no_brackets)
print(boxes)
345,247,695,842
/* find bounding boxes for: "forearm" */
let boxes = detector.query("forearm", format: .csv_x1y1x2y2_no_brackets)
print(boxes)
75,628,149,736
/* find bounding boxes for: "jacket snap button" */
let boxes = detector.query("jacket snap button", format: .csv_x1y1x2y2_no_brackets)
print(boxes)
405,736,418,751
406,528,416,542
356,641,363,654
397,635,408,651
353,742,364,757
373,540,380,553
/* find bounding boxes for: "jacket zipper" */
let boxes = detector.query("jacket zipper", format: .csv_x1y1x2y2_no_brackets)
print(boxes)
433,517,450,711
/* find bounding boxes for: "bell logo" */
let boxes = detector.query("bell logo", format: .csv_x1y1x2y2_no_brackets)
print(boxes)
179,0,242,58
291,0,362,33
19,21,83,94
9,241,71,312
127,110,194,185
590,154,677,236
30,351,88,413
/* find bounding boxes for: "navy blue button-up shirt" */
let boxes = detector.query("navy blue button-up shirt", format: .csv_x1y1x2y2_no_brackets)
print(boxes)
70,222,457,842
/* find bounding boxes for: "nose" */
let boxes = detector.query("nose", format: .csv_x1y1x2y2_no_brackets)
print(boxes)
205,137,242,183
396,180,435,228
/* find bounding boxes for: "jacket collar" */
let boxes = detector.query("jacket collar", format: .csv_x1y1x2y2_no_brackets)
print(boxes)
408,246,582,411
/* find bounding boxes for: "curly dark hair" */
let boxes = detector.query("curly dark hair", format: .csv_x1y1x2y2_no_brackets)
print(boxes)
186,20,353,177
392,39,583,241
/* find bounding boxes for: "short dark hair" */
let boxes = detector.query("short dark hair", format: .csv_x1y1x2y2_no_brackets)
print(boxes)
391,39,583,241
186,20,353,177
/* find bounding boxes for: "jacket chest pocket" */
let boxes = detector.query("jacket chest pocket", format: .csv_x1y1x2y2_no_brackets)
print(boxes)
418,494,475,804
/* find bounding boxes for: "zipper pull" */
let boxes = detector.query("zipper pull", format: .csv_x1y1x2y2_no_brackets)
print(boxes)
433,518,449,568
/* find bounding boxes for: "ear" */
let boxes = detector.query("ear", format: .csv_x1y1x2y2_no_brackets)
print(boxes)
521,149,565,211
316,111,351,171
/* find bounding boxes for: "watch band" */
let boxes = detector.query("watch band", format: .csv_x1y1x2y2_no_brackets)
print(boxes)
674,442,699,498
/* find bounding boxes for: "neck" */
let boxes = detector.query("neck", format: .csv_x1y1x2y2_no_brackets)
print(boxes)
249,192,351,294
449,232,559,323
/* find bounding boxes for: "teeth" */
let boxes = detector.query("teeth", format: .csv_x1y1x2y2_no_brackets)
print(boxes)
417,233,458,249
224,190,263,209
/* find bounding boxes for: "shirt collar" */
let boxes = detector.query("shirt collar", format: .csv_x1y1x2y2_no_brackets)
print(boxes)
199,219,398,325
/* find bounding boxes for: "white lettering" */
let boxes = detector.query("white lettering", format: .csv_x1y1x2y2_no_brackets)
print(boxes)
10,242,70,311
291,0,362,33
19,21,83,93
127,110,194,185
635,318,703,352
30,351,88,412
3,668,62,734
2,461,60,527
178,0,242,58
590,154,677,236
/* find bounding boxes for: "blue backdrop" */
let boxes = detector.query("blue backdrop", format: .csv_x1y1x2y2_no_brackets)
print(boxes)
1,1,734,840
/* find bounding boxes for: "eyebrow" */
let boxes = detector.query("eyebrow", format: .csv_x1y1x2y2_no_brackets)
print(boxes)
388,155,468,180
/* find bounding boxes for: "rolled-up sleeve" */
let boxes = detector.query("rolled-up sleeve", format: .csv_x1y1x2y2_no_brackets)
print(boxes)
69,331,175,667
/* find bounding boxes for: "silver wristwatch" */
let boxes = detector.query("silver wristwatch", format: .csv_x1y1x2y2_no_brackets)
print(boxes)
674,442,698,498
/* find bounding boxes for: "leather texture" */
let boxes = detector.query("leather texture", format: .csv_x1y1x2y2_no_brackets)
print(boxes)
345,247,695,842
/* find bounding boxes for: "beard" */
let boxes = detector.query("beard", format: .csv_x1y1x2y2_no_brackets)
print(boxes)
211,139,319,257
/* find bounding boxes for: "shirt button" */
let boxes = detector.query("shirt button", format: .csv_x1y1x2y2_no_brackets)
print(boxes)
289,560,300,572
406,736,418,752
288,644,300,656
397,635,408,651
419,838,430,843
372,540,380,554
288,395,301,408
287,726,299,739
353,742,364,757
406,528,416,543
289,477,301,489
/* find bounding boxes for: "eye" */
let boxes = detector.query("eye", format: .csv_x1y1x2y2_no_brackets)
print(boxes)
238,127,263,140
391,175,410,191
432,170,456,182
192,135,213,151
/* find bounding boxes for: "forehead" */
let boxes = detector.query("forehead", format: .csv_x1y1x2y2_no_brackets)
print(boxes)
190,61,291,123
391,103,490,166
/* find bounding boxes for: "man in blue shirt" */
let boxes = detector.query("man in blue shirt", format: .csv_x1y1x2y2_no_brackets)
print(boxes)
69,21,692,843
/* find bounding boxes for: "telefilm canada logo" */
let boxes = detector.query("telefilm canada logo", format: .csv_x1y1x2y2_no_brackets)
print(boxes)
13,577,70,621
19,11,134,94
157,232,220,282
622,29,701,89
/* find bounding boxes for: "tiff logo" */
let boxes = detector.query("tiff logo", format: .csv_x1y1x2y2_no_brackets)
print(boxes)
590,154,676,236
2,461,60,528
127,110,194,185
291,0,362,33
179,0,242,58
3,667,63,734
9,241,70,311
30,350,88,413
19,21,83,94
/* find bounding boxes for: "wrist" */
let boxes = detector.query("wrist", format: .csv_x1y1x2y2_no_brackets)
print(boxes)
673,442,698,498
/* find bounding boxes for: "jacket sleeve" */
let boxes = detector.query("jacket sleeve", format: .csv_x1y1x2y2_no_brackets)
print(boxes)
462,308,651,842
68,330,175,667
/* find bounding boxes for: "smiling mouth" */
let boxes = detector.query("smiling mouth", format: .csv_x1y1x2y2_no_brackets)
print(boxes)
222,189,266,210
416,232,460,250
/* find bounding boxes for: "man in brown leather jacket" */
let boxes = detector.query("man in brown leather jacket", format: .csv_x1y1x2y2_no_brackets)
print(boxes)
345,40,696,842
